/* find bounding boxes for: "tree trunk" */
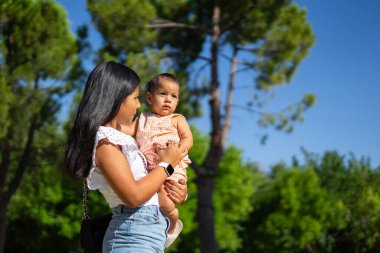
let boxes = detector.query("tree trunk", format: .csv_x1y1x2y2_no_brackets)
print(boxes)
0,118,36,253
0,129,12,253
196,171,217,253
196,5,221,253
306,243,313,252
0,200,8,253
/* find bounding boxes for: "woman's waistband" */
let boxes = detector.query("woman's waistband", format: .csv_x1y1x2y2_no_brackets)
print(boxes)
112,204,160,215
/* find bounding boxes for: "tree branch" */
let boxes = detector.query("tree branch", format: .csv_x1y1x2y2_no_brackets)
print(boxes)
193,62,210,88
147,18,212,34
236,46,259,53
231,103,266,115
0,131,12,203
3,117,36,205
3,76,40,205
220,52,233,61
166,51,211,63
221,48,238,147
235,66,255,74
232,98,307,115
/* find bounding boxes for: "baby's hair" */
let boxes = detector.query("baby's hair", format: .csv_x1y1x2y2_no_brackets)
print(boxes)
146,73,179,93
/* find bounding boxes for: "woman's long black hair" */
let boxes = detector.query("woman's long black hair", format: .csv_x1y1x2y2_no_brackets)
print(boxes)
64,61,140,179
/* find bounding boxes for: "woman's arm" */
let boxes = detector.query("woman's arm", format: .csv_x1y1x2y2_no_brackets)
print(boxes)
96,141,186,208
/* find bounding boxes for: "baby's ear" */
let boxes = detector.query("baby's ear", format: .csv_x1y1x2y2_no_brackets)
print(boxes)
146,92,152,105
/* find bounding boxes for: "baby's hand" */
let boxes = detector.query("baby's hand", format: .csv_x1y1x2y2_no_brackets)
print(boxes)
166,140,189,153
155,140,179,151
157,142,187,167
153,142,168,151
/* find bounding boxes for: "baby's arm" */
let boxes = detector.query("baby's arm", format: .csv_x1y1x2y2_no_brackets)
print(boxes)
173,115,193,151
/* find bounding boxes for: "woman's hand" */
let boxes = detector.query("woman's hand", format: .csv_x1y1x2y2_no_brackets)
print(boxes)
164,178,188,205
157,142,187,167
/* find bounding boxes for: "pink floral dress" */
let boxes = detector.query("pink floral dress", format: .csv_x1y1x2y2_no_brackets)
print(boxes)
135,112,191,181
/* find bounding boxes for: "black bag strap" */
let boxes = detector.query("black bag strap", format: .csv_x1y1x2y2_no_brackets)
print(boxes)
82,179,90,220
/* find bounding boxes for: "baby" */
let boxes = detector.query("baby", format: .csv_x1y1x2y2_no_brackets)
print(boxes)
135,73,192,247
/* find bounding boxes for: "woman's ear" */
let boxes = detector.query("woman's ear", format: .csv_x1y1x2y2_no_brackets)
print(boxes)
146,92,152,105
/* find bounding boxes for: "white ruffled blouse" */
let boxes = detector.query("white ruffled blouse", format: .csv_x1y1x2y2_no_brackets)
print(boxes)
87,126,159,208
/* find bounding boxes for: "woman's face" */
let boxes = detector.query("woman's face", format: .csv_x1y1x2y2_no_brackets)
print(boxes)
117,86,141,125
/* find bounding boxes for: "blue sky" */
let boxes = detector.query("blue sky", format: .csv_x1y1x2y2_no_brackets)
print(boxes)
58,0,380,170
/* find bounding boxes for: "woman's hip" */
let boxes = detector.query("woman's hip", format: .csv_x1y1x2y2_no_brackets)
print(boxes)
103,205,168,252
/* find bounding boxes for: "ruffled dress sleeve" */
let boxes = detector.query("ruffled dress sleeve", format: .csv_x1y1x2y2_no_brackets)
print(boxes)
87,126,141,190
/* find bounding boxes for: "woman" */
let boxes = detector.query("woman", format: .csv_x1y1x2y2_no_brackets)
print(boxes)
64,61,188,252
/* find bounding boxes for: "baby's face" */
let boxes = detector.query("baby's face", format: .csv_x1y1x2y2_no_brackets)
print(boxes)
146,79,179,116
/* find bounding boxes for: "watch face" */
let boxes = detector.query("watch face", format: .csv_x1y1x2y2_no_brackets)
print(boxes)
167,164,174,176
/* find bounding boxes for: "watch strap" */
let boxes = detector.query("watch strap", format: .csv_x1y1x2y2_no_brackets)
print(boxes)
158,162,174,176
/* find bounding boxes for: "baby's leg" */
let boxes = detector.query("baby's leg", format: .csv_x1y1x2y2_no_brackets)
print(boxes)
158,185,179,234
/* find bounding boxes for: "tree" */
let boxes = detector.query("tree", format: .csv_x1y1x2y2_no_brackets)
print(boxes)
0,0,78,251
242,166,345,253
247,150,380,253
5,125,83,252
86,1,315,251
166,127,255,252
214,146,255,252
311,151,380,252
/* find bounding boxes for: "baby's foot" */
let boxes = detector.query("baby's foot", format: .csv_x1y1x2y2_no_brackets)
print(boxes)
165,220,183,248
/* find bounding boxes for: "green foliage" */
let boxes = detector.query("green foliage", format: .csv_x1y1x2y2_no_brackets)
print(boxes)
312,151,380,252
6,122,109,252
214,146,255,252
242,151,380,253
258,93,317,135
166,126,207,252
0,0,80,252
255,4,315,89
0,0,77,79
167,166,198,253
0,0,78,145
252,167,342,252
0,71,13,139
188,126,209,165
168,128,256,252
87,0,157,55
5,125,82,252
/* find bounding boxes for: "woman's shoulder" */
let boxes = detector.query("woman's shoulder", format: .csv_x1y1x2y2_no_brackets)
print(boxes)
97,126,136,146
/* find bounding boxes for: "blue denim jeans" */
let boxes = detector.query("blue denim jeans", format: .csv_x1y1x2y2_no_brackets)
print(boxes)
103,205,168,253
